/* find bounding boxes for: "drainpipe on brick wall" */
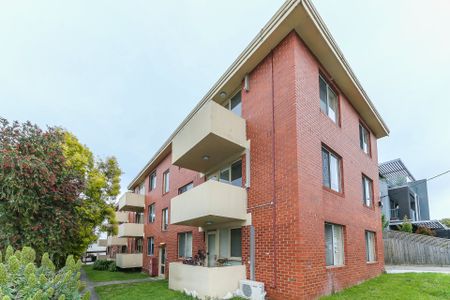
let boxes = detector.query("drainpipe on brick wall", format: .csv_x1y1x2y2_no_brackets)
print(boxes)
270,51,278,289
250,225,255,281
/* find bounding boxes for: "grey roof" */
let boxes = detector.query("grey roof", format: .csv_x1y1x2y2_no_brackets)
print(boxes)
390,220,446,230
379,159,416,184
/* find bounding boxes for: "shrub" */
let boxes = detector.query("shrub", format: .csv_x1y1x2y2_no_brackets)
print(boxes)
92,259,116,272
0,245,90,300
397,216,413,233
107,262,117,272
415,226,435,236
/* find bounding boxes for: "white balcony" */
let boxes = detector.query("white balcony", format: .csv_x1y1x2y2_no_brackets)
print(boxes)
117,223,144,238
118,192,145,212
116,253,143,268
169,262,246,299
107,236,128,246
172,101,247,173
115,211,129,223
170,180,247,227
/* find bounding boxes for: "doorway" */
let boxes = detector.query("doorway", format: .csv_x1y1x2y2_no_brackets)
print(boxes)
159,246,166,277
207,231,218,267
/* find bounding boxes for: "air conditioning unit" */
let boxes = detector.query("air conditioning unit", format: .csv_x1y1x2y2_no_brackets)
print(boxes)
239,280,265,300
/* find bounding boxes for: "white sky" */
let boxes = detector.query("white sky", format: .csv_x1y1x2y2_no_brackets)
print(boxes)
1,0,449,219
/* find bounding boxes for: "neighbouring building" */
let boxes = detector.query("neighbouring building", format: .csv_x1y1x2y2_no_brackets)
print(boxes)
379,159,448,234
379,159,431,224
107,0,390,298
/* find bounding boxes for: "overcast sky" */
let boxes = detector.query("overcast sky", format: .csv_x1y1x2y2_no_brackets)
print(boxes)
1,0,449,219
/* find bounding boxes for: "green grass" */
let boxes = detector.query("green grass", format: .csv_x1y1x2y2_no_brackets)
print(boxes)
82,265,149,282
95,280,195,300
321,273,450,300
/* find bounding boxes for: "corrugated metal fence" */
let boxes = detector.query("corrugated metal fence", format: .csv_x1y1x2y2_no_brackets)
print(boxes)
384,230,450,266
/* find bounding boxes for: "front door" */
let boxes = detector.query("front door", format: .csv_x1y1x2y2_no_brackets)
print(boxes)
207,231,217,267
159,246,166,276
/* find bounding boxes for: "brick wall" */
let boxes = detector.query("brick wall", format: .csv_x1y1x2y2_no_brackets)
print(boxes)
140,153,205,278
131,30,384,299
241,31,383,299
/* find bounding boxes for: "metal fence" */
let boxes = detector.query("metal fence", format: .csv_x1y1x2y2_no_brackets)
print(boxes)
384,230,450,266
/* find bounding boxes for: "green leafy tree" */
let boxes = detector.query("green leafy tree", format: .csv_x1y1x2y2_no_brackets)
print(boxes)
440,218,450,228
397,216,413,233
0,119,121,266
381,214,389,230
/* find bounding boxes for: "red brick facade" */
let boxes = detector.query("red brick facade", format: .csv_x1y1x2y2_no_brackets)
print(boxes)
140,154,205,278
127,30,384,299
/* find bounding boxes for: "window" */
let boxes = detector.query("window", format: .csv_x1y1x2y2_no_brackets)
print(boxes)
322,147,342,192
162,208,169,231
362,175,373,207
208,159,242,187
178,182,194,195
135,238,143,253
223,91,242,117
319,76,339,123
230,228,242,258
138,183,145,195
365,231,376,262
178,232,193,258
163,170,170,194
149,172,157,191
147,237,154,256
325,223,344,266
148,203,155,223
135,212,144,224
359,124,370,155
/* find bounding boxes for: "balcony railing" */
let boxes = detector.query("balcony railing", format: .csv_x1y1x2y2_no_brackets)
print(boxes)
107,236,128,246
390,208,399,220
169,262,246,299
116,253,143,268
117,223,144,238
118,192,145,212
172,101,247,173
170,180,247,227
115,211,129,223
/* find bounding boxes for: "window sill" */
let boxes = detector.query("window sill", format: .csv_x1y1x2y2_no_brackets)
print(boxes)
363,204,375,211
323,186,345,198
326,264,345,270
367,261,378,265
320,110,341,128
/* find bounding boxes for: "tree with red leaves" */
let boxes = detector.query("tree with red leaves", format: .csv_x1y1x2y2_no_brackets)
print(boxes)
0,119,121,267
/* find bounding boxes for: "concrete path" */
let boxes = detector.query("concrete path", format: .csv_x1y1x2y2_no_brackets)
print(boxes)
80,268,159,300
385,265,450,274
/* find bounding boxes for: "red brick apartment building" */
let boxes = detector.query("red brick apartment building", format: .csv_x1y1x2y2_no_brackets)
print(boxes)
106,0,389,299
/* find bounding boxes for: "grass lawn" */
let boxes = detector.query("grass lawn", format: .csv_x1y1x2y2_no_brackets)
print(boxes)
82,265,149,282
321,273,450,299
95,280,195,300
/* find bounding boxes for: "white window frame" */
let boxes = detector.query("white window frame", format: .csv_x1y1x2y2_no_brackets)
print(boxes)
325,223,345,267
207,159,242,187
178,182,194,195
319,75,339,124
148,203,155,223
138,183,145,195
162,208,169,231
222,90,242,117
362,175,373,207
147,237,154,256
322,147,342,193
365,231,376,263
359,123,370,155
229,227,242,260
149,171,157,191
163,170,170,194
178,232,193,258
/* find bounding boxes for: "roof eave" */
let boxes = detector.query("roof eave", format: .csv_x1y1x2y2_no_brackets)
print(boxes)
128,0,389,189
